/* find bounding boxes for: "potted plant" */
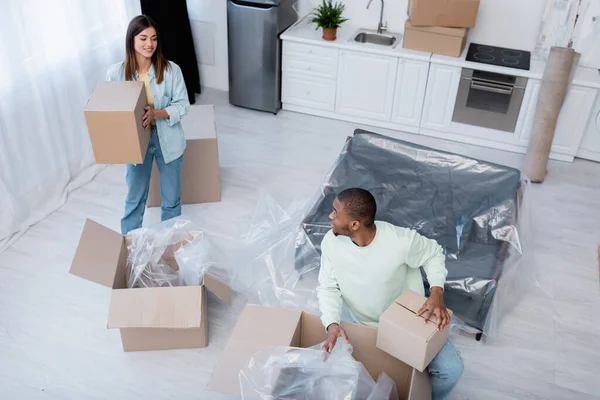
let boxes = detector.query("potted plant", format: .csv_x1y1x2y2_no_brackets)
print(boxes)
310,0,349,41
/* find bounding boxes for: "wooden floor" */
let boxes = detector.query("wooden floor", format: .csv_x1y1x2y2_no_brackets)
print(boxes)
1,89,599,399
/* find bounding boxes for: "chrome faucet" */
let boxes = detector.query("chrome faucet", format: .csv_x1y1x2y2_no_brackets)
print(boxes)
366,0,386,34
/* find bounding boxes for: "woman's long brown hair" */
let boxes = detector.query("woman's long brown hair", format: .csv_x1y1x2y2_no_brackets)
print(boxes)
123,15,170,84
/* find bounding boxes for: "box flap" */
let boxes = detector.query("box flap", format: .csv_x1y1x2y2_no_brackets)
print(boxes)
208,304,302,396
85,81,145,112
405,20,467,37
107,286,204,329
203,272,232,306
408,368,432,400
228,304,302,346
158,231,204,272
395,289,454,324
182,105,217,140
69,219,126,288
395,289,428,316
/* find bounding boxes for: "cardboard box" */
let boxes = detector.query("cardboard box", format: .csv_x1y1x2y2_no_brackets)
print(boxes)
408,0,480,28
147,104,221,207
84,81,150,164
208,304,432,399
403,20,468,58
69,219,232,351
376,290,452,372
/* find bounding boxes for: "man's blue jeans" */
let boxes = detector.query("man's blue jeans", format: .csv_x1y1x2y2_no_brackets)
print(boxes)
427,338,464,400
121,129,183,234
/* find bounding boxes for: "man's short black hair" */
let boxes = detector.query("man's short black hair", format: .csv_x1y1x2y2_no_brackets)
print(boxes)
337,188,377,227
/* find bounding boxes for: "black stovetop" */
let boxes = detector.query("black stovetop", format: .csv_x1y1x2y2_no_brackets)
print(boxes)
465,43,531,71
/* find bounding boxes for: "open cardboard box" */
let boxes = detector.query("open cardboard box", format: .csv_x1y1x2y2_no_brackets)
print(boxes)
69,219,231,351
377,290,453,372
147,104,221,207
208,304,432,399
84,81,150,164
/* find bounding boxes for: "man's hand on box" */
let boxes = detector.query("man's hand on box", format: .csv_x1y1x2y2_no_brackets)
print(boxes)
417,287,451,331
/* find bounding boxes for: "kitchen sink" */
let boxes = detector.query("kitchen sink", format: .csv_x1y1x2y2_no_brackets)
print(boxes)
352,31,401,48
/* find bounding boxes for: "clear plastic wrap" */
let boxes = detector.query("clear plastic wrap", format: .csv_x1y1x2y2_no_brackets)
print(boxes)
230,190,322,314
125,219,216,288
239,337,396,400
294,129,540,339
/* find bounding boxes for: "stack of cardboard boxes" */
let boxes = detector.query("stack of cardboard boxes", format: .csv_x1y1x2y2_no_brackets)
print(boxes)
403,0,481,57
84,81,221,206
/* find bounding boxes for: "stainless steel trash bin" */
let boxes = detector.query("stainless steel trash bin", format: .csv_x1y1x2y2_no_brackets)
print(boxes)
227,0,297,114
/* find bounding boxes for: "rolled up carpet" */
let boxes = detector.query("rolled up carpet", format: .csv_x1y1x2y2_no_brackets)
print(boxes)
523,46,578,182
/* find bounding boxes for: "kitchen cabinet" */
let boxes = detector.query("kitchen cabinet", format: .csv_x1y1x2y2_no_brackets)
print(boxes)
335,50,398,121
516,80,541,142
391,59,429,127
281,42,338,111
282,41,339,80
577,90,600,161
281,72,336,111
519,80,597,155
421,63,461,132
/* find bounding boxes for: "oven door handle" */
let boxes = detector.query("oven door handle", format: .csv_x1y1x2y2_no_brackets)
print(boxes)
470,81,514,95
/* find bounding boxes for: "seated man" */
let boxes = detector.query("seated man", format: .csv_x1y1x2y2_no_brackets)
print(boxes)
317,188,464,400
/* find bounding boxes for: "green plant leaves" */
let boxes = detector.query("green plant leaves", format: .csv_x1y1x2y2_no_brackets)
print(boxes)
310,0,349,29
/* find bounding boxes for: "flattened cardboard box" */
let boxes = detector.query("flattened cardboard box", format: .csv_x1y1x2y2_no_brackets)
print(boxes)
69,219,231,351
408,0,480,28
403,20,468,58
377,289,452,372
84,81,150,164
208,304,432,400
147,104,221,207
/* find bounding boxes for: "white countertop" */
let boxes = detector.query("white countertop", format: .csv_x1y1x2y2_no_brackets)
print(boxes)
280,14,431,62
431,48,600,89
281,13,600,89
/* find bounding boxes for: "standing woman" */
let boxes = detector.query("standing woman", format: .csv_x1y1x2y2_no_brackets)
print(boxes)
107,15,190,234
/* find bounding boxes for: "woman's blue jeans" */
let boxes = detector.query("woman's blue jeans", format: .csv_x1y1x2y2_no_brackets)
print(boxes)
121,129,183,234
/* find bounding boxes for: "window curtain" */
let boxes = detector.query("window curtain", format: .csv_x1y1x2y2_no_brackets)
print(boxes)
140,0,201,104
0,0,141,252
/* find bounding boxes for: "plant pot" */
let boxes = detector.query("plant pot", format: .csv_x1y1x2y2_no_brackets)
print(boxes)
322,27,337,41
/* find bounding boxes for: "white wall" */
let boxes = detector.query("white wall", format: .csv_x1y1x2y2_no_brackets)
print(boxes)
468,0,546,51
188,0,547,91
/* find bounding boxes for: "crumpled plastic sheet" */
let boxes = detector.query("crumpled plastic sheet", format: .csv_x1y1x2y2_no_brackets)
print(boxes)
294,129,539,338
239,337,398,400
230,191,322,314
125,219,218,288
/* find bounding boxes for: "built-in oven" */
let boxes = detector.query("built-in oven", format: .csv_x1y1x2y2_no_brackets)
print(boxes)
452,68,528,133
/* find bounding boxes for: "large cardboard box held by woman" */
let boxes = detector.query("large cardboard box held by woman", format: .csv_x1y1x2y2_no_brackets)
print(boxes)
84,81,150,164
